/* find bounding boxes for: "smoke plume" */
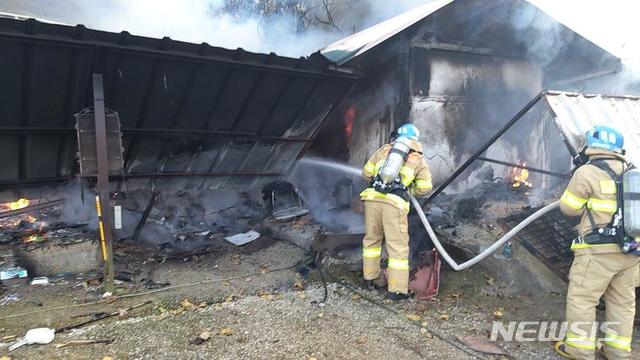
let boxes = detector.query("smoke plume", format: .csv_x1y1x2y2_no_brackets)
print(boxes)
1,0,442,57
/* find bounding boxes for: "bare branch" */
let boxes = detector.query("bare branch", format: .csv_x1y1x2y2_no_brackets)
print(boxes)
316,0,343,33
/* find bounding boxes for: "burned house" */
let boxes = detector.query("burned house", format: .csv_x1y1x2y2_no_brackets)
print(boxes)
313,0,622,183
305,0,639,293
0,0,633,290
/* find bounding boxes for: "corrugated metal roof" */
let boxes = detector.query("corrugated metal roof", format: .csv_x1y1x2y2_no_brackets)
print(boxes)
0,17,357,191
320,0,621,77
545,91,640,164
514,91,640,281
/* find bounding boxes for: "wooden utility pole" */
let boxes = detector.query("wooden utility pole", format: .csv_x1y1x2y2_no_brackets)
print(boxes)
92,74,115,292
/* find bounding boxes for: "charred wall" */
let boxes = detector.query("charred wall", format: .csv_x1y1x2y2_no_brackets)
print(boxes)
310,30,416,166
312,0,622,189
411,49,543,184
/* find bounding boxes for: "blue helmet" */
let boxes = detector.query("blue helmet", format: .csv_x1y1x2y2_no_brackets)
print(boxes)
585,125,624,153
397,124,420,141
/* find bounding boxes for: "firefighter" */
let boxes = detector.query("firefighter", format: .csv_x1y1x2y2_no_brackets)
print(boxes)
555,125,640,360
360,124,433,300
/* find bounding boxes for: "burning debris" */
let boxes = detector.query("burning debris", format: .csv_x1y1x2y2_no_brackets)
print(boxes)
510,162,533,191
4,198,29,211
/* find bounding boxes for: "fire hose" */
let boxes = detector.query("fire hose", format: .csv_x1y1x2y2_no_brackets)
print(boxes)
409,195,560,271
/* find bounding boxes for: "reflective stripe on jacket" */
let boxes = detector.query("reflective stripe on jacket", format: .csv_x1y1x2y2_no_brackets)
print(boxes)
360,140,433,212
559,148,627,254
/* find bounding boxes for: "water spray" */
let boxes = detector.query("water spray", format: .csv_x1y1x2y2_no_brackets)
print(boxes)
302,158,561,271
297,157,362,178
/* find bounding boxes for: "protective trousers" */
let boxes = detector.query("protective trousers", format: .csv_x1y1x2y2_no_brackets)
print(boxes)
565,252,640,360
362,200,409,294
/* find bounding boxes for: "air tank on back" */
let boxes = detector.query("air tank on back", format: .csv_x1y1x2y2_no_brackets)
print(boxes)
623,168,640,237
378,136,412,184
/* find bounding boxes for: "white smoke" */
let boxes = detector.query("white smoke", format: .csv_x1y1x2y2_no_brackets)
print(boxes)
527,0,640,61
1,0,442,57
3,0,640,61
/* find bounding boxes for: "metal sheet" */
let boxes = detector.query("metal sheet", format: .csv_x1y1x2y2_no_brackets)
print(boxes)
0,17,357,191
545,91,640,164
321,0,453,65
503,208,575,281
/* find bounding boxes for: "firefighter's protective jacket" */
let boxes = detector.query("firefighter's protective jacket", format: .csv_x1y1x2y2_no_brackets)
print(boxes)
360,139,433,212
560,148,627,255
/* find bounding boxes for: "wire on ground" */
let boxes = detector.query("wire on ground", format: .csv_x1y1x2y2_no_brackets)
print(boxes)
335,279,489,360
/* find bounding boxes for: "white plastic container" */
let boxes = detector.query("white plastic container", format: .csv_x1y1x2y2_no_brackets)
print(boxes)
9,327,55,351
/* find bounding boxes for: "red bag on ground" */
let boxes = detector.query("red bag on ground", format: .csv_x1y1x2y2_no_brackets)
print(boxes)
409,249,441,300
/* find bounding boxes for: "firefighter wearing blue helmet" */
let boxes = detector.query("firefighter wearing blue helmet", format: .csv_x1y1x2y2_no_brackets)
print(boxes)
360,124,433,300
555,125,639,360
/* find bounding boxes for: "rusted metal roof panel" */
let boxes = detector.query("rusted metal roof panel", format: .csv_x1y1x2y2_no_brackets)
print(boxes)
0,17,357,191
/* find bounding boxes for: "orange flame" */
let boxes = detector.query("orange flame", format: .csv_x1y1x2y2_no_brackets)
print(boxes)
344,106,356,147
9,198,30,210
511,162,532,188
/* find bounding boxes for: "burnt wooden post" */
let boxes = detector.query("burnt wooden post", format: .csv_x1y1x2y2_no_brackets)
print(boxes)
92,74,115,292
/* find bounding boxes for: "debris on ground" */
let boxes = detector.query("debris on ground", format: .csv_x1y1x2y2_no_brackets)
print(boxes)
189,331,213,345
0,294,19,306
273,207,310,222
405,314,422,322
56,301,153,333
9,328,55,351
180,299,197,311
224,231,261,246
492,308,505,319
0,249,28,286
143,279,170,289
458,336,509,355
55,339,113,348
218,327,235,336
30,277,49,285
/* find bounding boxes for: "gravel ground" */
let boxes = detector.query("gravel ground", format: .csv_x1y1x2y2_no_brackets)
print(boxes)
8,285,475,360
1,238,639,360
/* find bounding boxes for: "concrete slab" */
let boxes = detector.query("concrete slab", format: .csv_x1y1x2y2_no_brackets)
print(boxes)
18,240,101,276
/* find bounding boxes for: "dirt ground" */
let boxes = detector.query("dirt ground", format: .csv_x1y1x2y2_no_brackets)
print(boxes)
1,238,639,360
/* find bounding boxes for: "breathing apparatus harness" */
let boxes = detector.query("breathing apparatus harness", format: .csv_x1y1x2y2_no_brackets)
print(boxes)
571,149,640,255
369,138,417,202
371,176,410,198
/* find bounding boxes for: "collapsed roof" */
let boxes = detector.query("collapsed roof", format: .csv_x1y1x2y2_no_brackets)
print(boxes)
0,17,357,191
321,0,621,84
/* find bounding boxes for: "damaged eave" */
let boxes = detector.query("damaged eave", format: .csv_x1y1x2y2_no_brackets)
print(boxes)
411,39,525,60
0,17,359,191
319,0,622,81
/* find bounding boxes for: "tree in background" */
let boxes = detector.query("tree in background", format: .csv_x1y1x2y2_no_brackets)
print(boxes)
217,0,372,35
